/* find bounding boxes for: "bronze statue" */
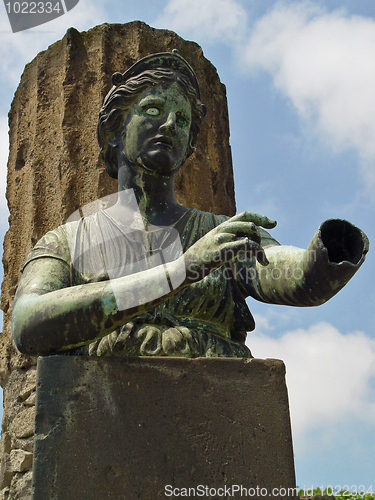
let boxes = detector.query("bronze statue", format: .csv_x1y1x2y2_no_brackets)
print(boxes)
11,51,369,358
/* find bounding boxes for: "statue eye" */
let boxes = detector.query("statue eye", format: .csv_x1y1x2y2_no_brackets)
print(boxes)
176,114,189,127
145,107,160,116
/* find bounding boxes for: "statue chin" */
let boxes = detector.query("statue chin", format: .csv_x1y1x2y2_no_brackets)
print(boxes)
140,150,183,176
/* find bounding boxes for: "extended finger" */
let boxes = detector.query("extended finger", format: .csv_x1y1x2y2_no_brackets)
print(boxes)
214,233,236,244
219,221,261,244
223,237,269,266
227,211,277,229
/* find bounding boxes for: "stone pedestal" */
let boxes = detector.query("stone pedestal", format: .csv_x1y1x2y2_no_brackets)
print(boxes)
32,357,297,500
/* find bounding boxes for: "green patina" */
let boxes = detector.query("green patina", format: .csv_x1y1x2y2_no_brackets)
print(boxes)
11,51,369,358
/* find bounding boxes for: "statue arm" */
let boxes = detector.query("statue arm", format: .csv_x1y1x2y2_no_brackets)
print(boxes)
12,212,271,356
244,219,369,306
12,256,191,356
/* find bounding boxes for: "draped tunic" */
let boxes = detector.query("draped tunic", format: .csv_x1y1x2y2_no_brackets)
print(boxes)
23,208,279,358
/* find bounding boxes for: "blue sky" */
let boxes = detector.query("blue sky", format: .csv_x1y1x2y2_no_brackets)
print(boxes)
0,0,374,491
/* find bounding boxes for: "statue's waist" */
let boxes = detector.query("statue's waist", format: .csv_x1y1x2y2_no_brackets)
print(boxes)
87,315,250,358
134,313,232,341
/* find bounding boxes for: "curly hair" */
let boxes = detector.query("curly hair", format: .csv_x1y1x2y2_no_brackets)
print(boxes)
97,69,206,179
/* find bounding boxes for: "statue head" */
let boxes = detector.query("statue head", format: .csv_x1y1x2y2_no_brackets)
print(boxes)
97,51,207,179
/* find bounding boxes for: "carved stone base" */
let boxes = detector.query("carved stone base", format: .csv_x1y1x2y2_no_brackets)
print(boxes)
32,357,297,500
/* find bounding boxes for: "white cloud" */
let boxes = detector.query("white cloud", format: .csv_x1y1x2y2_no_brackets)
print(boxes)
157,0,375,193
252,313,273,331
243,181,283,224
243,1,375,190
253,308,295,332
247,321,375,440
0,0,109,88
155,0,248,44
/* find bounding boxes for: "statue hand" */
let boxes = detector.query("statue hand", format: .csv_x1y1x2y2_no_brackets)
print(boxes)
183,211,276,283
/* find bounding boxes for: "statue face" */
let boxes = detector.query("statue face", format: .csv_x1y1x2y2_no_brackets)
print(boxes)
118,82,192,176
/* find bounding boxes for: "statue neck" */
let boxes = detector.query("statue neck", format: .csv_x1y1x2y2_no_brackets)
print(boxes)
117,165,185,226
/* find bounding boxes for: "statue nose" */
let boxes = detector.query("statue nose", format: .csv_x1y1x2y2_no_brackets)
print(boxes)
160,112,177,136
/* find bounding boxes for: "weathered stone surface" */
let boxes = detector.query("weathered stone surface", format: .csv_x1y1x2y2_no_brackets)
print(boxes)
9,451,32,474
10,438,34,454
9,471,32,500
0,487,9,500
0,450,31,492
0,434,11,458
0,455,13,489
33,357,297,500
0,22,236,500
2,370,36,435
0,369,36,496
9,408,35,440
18,369,37,402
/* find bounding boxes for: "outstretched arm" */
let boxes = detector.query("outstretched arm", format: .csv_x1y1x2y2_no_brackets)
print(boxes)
242,219,369,306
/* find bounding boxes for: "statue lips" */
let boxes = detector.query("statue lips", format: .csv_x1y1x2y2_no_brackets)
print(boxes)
152,135,173,151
